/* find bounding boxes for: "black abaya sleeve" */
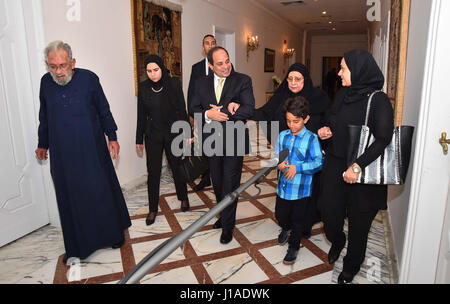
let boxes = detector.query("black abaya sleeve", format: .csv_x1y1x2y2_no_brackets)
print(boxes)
91,75,118,141
355,93,394,168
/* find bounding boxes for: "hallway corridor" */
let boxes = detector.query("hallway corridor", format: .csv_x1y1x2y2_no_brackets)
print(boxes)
0,124,397,284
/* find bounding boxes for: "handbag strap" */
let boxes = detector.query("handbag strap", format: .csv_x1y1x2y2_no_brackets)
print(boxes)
364,90,382,125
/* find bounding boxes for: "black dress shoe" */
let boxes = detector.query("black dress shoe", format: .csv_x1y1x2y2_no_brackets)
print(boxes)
213,218,222,229
328,242,345,264
338,271,355,284
112,238,125,249
193,177,211,191
220,229,233,244
181,200,190,212
146,211,157,226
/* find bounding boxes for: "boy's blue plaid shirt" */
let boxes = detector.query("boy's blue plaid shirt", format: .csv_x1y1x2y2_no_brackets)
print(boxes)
276,127,323,200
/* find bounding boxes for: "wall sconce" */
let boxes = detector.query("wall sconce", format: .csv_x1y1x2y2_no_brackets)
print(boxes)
283,48,295,58
246,35,259,61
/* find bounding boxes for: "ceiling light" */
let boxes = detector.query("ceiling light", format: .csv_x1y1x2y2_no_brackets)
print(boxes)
322,11,327,14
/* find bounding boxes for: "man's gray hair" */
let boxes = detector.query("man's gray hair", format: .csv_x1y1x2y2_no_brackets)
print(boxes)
44,40,73,62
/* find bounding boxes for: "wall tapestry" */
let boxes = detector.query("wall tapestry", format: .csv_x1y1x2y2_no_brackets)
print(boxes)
131,0,182,95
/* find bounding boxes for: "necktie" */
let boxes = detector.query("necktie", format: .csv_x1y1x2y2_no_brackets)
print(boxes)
215,78,224,104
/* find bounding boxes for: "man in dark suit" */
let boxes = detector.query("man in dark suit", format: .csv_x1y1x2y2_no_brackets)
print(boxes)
189,46,255,244
187,34,216,191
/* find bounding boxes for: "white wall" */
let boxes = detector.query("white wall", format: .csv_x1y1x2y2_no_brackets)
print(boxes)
175,0,303,108
387,0,432,268
309,34,367,87
41,0,148,187
40,0,304,190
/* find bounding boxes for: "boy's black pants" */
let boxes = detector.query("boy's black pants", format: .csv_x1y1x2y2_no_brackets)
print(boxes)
275,196,310,250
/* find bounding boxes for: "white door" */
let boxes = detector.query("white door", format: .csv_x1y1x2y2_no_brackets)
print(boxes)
399,0,450,283
213,26,236,68
0,0,49,247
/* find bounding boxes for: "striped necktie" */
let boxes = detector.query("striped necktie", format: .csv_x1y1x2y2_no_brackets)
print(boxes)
215,78,224,104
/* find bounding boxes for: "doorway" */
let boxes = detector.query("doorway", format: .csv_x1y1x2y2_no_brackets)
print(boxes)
322,56,342,100
213,26,236,68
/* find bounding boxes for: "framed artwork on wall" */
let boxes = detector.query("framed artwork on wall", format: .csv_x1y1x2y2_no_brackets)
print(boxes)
131,0,182,96
387,0,411,125
264,48,275,72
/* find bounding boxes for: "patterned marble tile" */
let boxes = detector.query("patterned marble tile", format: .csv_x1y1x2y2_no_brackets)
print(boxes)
236,218,280,244
76,248,123,281
140,266,198,284
0,225,64,284
244,182,276,197
15,258,59,284
129,216,172,239
260,245,323,276
257,197,277,213
132,237,185,265
173,208,217,230
293,270,333,284
204,253,269,284
309,233,331,254
235,201,264,220
189,230,241,256
165,192,205,210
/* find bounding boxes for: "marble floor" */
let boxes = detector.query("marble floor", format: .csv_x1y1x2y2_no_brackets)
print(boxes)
0,125,398,284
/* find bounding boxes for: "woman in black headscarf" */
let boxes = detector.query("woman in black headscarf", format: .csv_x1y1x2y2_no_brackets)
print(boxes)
317,50,394,283
251,63,330,144
136,55,190,226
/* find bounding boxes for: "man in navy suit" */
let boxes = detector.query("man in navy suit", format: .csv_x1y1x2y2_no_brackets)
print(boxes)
190,46,255,244
187,35,216,191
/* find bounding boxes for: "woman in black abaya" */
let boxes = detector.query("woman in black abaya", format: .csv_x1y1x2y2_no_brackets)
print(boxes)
136,55,190,225
317,49,394,284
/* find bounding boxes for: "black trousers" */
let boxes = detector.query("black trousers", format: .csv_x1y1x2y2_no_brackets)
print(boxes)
275,196,309,250
318,154,379,275
145,133,188,212
208,155,244,230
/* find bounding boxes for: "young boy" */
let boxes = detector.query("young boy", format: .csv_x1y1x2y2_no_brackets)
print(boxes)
276,96,323,265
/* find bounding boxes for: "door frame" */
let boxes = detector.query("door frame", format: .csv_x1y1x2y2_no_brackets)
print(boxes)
399,0,450,283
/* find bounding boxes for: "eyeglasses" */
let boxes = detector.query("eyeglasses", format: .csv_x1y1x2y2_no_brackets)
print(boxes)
287,76,304,83
47,63,70,71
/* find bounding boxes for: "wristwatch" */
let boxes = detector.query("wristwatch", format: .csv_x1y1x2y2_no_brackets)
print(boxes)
352,165,361,173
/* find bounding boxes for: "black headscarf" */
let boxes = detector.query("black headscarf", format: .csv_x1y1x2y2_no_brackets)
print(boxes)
143,54,185,124
271,63,329,116
144,54,169,90
343,49,384,103
253,63,330,142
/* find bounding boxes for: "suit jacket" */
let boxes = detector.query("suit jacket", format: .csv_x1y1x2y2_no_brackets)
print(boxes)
187,59,212,114
190,70,255,156
136,77,188,144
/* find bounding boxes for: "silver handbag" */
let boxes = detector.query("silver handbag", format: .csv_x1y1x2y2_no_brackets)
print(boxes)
346,91,414,185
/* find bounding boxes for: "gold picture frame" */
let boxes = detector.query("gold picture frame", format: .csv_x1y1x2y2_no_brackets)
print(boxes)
130,0,182,96
264,48,275,73
387,0,411,125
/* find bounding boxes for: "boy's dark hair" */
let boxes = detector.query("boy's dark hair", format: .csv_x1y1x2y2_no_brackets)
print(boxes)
283,95,310,119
